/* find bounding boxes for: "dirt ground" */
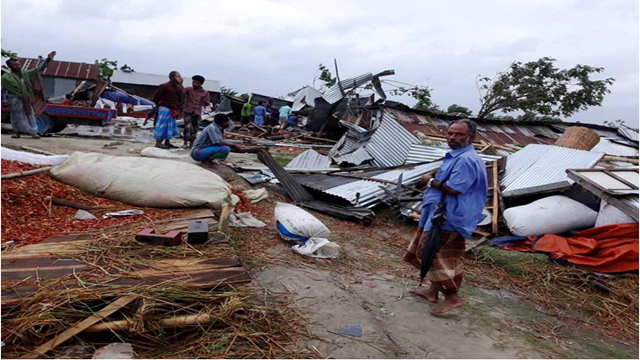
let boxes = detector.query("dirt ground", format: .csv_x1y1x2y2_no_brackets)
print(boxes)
1,131,637,359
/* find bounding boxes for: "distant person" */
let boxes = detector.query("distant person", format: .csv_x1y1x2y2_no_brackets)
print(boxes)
287,114,300,128
149,71,184,148
62,94,73,105
190,113,265,163
253,102,267,127
1,51,57,139
240,100,253,127
265,98,273,118
182,75,210,148
279,104,292,125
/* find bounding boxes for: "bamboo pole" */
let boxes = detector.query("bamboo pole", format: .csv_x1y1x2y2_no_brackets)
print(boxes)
602,156,639,165
84,313,216,333
20,146,55,155
1,166,55,180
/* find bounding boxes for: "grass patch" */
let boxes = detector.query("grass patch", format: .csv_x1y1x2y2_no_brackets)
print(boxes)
272,154,296,167
471,246,550,276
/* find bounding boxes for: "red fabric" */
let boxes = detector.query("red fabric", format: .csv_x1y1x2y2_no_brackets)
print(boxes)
505,224,638,273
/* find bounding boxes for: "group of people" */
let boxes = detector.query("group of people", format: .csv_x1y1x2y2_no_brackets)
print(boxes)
145,71,263,162
241,100,299,131
3,54,488,314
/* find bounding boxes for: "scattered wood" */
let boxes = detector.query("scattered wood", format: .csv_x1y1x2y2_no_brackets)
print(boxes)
26,295,138,358
302,135,338,143
20,146,55,156
1,166,55,180
225,132,263,141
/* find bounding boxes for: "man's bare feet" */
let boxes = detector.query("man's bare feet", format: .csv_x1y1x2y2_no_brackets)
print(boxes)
409,286,439,303
430,294,465,314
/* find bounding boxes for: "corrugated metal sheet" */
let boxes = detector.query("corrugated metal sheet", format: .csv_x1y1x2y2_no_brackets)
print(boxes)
502,145,604,197
292,86,323,111
591,138,639,157
332,147,373,166
19,58,99,80
285,149,332,170
111,70,222,93
567,168,639,220
322,73,372,104
366,110,420,167
405,144,503,164
618,126,640,142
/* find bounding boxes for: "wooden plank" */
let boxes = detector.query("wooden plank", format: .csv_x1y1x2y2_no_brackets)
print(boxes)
1,257,83,270
107,267,252,288
2,265,88,281
26,294,138,358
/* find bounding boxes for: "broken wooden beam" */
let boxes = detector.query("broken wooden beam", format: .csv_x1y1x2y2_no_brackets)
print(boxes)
20,146,55,155
51,197,94,211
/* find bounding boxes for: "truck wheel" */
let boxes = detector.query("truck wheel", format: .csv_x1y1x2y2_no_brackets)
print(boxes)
50,122,68,133
36,114,54,134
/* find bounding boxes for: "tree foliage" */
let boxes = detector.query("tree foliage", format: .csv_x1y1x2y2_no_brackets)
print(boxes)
94,58,118,79
119,64,135,72
389,85,438,112
317,63,336,88
1,48,18,59
446,104,472,115
476,57,614,120
221,86,238,97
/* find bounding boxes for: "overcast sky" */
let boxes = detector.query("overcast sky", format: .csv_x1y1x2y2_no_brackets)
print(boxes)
2,0,638,126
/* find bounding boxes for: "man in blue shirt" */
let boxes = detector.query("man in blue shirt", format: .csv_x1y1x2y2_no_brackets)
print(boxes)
253,102,267,127
405,120,487,314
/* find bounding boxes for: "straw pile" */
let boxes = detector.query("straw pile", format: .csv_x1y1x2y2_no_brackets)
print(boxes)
1,226,311,359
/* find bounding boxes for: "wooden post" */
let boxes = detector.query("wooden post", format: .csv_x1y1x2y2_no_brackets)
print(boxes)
491,162,500,235
218,206,234,234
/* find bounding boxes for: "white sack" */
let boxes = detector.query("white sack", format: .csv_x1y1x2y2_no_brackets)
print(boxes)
140,147,187,159
50,152,237,209
503,195,597,236
595,200,637,227
274,202,330,241
1,147,68,166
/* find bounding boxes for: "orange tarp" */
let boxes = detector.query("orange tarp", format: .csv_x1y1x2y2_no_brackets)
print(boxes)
505,224,638,273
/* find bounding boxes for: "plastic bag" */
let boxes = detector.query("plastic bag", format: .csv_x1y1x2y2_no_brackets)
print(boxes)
230,212,266,228
292,238,340,259
504,195,597,236
274,202,339,258
274,202,330,241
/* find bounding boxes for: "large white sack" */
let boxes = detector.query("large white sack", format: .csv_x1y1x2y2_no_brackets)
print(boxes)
50,152,237,209
274,202,330,240
595,200,637,227
1,147,69,165
140,147,188,159
504,195,597,236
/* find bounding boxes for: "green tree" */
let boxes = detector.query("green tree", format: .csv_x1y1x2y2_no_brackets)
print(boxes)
239,93,249,101
476,57,614,120
221,87,238,97
1,48,18,59
389,85,438,112
94,58,118,79
446,104,472,115
119,64,135,72
317,63,337,88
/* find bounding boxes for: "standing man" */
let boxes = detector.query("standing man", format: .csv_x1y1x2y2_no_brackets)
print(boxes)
1,51,57,139
190,113,265,163
240,100,253,127
182,75,210,148
151,71,184,148
253,102,267,127
278,103,292,125
404,120,487,314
